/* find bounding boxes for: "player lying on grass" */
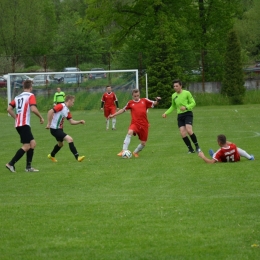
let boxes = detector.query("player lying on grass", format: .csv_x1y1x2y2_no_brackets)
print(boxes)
109,89,160,158
198,134,254,163
46,95,85,162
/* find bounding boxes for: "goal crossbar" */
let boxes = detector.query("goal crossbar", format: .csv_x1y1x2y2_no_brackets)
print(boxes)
6,69,139,104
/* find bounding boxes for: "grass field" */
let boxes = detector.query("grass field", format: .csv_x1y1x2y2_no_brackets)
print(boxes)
0,105,260,259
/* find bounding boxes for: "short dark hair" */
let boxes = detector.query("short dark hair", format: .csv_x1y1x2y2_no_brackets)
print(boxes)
23,80,32,89
173,79,182,86
132,89,139,95
217,134,226,145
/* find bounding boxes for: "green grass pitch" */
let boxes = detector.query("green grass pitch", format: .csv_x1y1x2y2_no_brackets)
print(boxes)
0,105,260,259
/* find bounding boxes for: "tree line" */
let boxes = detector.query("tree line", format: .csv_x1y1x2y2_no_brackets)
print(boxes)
0,0,259,105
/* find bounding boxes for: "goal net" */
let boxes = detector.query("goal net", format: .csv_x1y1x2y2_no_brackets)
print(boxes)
6,69,139,110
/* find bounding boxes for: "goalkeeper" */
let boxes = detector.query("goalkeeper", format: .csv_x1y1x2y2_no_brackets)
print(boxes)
53,87,65,105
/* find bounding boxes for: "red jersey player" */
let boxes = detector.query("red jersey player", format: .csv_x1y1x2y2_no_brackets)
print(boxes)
109,89,160,157
101,86,119,130
6,80,44,172
198,134,254,163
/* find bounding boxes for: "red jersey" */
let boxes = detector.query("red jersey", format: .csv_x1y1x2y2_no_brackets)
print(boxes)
213,143,240,162
101,92,117,108
9,92,37,127
124,98,155,127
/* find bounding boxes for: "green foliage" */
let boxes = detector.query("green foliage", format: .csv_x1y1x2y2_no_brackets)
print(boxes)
1,106,260,259
221,30,246,104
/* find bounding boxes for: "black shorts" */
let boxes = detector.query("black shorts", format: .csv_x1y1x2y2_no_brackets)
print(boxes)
50,128,67,142
177,111,193,128
16,125,34,144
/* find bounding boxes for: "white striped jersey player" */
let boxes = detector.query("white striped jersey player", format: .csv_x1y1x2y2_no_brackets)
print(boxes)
9,92,37,127
50,103,72,129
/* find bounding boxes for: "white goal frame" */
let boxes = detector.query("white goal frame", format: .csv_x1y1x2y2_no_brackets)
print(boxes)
6,69,139,105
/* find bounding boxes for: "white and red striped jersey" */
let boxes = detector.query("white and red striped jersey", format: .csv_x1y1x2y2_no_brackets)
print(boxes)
50,103,72,129
9,92,37,127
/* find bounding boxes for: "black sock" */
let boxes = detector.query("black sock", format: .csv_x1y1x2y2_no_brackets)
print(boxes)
69,142,79,159
182,136,193,151
51,144,61,157
9,148,25,166
26,148,34,169
190,133,199,148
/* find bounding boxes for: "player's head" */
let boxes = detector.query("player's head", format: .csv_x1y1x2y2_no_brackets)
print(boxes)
23,79,33,90
65,95,75,107
173,79,183,93
132,89,140,101
57,87,61,92
106,86,112,93
217,134,227,146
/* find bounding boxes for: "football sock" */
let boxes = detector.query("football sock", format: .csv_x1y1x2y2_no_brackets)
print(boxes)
9,148,25,166
69,142,79,159
51,144,61,157
106,119,109,129
123,134,132,150
112,118,116,128
190,133,199,147
26,148,34,169
182,136,193,151
237,147,251,159
134,144,145,153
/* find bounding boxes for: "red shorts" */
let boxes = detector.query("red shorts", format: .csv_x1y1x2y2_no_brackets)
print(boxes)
129,124,149,142
104,106,116,118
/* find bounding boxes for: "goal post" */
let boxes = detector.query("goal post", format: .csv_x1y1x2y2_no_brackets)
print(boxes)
6,69,139,110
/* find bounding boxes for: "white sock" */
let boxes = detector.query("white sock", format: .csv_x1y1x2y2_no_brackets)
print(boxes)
112,118,116,128
106,119,109,129
237,147,251,159
134,144,145,154
123,134,131,150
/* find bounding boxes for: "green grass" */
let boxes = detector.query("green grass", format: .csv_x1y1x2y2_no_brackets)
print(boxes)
0,106,260,259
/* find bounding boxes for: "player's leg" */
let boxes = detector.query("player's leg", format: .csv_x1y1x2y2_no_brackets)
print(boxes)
6,126,29,172
237,147,254,160
117,126,136,156
133,127,148,157
104,108,110,130
185,114,201,153
64,134,85,162
48,129,64,162
110,106,117,130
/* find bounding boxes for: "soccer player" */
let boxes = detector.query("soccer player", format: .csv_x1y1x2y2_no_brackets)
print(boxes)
162,79,201,153
46,95,85,162
198,134,254,163
101,85,119,130
53,87,65,105
5,80,44,172
109,89,160,157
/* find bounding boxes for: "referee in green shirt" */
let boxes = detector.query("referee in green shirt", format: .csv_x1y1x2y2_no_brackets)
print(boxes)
53,87,65,105
162,79,201,154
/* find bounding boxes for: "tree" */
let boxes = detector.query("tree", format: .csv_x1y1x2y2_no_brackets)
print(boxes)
221,29,246,104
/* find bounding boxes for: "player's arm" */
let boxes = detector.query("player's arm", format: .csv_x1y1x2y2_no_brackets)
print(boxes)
30,105,44,124
198,151,216,164
154,97,161,106
100,101,105,110
186,92,196,110
162,95,176,117
7,105,16,119
109,108,125,118
69,119,85,125
46,108,54,129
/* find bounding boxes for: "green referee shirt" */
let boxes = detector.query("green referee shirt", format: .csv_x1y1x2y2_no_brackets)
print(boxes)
54,91,65,103
165,90,196,115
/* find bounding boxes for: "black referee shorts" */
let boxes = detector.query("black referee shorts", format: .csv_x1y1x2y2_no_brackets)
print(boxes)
177,111,193,128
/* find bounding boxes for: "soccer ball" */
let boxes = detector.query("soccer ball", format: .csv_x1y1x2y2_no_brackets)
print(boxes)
122,150,132,159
